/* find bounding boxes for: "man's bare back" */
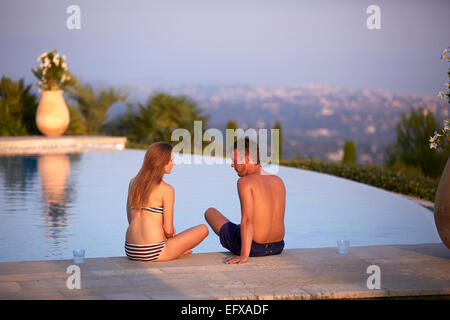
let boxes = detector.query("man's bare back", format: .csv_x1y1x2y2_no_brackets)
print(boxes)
237,172,285,244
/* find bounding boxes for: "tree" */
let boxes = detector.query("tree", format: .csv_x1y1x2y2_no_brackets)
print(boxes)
67,77,127,135
223,120,239,156
65,104,87,135
273,121,283,159
125,93,208,145
342,140,357,165
226,120,237,131
385,106,450,179
0,76,39,136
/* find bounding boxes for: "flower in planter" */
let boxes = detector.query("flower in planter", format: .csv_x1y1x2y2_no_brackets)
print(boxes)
430,47,450,151
429,120,450,151
31,50,76,92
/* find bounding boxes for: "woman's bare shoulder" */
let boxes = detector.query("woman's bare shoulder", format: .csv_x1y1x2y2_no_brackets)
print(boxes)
160,180,174,194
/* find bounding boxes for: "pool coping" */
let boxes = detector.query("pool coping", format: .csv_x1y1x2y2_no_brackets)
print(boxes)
0,136,127,154
392,191,434,213
0,243,448,300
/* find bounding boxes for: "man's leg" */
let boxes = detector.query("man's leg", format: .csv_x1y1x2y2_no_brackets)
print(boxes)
204,207,229,236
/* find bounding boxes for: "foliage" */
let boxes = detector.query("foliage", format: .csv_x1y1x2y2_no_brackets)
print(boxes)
280,158,438,202
428,120,449,151
273,121,283,159
437,46,450,103
431,46,450,150
385,106,449,179
67,77,128,135
342,140,357,165
65,104,87,135
124,93,208,145
0,76,39,136
31,50,76,92
226,120,237,131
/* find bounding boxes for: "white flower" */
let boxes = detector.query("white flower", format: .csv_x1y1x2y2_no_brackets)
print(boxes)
434,130,442,137
438,91,446,99
444,125,449,132
52,55,60,65
445,119,449,125
429,135,436,143
61,75,66,82
36,52,47,62
430,142,437,149
62,62,68,70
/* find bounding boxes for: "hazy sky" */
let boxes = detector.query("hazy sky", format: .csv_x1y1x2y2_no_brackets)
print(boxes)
1,0,449,96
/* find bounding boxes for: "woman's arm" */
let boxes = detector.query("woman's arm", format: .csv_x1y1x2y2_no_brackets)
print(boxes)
162,184,175,238
126,179,133,224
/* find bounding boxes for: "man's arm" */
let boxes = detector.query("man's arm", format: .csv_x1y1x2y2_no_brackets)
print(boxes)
226,178,254,264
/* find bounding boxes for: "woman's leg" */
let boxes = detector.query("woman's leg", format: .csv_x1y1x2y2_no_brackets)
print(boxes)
157,224,209,262
204,207,229,236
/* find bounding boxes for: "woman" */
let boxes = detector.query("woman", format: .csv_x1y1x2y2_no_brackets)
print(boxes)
125,142,209,262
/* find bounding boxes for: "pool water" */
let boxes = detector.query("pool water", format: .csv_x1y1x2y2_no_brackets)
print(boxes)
0,150,441,262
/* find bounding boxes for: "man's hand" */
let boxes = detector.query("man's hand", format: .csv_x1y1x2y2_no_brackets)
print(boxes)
225,255,249,264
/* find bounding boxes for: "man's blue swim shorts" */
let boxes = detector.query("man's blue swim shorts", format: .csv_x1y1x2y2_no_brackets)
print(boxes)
219,221,284,257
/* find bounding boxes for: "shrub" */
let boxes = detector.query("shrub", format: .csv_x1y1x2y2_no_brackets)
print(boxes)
0,76,39,136
280,158,438,202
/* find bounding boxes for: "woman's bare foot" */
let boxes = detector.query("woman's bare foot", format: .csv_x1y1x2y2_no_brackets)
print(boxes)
180,249,192,258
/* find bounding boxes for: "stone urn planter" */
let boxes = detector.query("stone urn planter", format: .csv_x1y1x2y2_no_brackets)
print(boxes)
434,156,450,249
36,90,70,137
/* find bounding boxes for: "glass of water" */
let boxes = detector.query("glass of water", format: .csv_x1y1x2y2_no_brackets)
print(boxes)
73,249,85,264
337,240,350,254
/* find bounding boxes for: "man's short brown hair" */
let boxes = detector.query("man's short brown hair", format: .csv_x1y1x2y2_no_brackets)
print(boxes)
233,137,260,164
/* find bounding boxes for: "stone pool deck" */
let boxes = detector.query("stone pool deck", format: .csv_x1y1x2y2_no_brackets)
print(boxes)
0,243,449,300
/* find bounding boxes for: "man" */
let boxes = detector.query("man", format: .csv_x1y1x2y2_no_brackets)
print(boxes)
204,137,286,264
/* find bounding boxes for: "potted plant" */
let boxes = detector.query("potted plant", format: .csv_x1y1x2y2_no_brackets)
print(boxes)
32,50,76,137
430,46,450,249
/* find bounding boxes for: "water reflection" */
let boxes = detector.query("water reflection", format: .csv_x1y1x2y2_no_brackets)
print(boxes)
37,153,81,253
38,154,70,215
0,154,38,192
0,152,82,259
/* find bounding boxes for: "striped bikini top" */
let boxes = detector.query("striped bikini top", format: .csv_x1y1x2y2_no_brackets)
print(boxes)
131,206,163,214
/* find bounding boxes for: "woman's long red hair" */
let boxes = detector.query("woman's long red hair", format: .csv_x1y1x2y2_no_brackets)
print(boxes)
129,142,173,208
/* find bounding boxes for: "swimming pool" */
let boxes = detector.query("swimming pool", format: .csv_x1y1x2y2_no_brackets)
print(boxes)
0,149,441,262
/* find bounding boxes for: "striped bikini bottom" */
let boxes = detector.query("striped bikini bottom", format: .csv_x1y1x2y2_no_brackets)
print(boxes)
125,241,166,262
